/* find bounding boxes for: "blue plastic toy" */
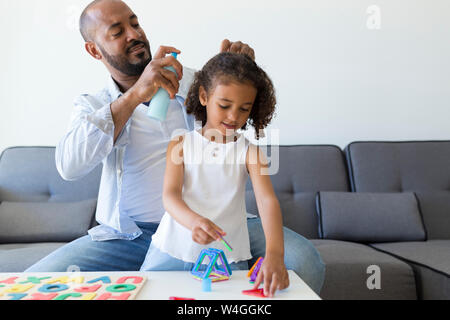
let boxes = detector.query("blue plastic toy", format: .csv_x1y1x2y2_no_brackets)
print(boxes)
191,248,232,282
202,278,212,292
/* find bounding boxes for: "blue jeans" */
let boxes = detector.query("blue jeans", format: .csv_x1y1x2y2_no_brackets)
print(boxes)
25,219,325,294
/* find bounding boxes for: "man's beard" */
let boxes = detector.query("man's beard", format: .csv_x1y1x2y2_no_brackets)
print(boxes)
98,42,152,77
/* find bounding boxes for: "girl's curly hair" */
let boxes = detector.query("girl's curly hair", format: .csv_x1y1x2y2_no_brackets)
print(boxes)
185,52,276,139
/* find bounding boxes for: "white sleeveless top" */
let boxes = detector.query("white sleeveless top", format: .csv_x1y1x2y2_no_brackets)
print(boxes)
151,130,253,263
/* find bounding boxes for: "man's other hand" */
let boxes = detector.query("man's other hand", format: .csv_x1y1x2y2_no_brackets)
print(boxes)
220,39,256,61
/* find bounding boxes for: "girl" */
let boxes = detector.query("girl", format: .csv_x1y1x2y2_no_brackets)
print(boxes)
140,52,289,297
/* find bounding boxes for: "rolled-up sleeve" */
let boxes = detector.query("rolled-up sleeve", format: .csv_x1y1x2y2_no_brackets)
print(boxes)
56,95,115,181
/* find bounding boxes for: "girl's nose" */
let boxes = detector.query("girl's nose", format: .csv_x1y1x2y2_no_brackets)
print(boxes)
227,110,239,122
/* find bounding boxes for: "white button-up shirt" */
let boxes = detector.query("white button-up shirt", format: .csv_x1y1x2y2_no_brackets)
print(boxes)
55,67,196,241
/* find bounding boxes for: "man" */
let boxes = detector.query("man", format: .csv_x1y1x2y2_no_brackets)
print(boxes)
26,0,325,295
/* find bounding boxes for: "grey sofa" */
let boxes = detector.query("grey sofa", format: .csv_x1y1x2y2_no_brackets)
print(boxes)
0,147,102,272
1,142,449,300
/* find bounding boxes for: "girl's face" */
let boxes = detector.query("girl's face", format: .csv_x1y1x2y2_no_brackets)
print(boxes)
199,80,257,138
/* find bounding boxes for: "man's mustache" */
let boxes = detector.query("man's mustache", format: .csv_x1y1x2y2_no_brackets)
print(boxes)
126,41,147,54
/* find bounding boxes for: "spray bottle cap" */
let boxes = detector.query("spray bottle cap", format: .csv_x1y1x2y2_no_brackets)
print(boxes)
171,52,178,59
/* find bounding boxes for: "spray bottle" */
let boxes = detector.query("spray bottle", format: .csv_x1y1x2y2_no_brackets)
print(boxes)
147,52,179,121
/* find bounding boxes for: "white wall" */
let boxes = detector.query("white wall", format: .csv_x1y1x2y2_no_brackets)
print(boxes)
1,0,449,153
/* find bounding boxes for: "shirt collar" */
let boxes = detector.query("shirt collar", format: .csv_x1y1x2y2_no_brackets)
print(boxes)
107,76,123,101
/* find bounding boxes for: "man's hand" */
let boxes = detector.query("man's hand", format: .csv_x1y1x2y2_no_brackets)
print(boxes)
130,46,184,104
220,39,256,61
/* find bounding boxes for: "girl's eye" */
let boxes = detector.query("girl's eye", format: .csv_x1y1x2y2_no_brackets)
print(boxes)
240,108,250,112
219,105,230,109
133,24,140,28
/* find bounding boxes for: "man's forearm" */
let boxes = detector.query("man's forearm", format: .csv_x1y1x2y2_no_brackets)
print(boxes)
110,89,142,142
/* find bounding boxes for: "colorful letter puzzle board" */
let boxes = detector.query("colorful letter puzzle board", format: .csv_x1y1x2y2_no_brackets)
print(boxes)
0,275,147,300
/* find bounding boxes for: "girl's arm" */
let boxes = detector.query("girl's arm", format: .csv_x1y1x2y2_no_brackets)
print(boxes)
163,136,225,245
247,145,290,297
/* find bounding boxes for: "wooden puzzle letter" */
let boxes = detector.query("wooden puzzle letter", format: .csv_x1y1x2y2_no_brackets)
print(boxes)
25,293,58,300
96,293,131,300
106,284,136,292
54,293,83,300
6,293,28,300
116,276,144,284
5,284,34,293
74,284,102,293
0,277,18,284
19,277,51,284
38,284,70,293
87,276,111,284
81,293,97,300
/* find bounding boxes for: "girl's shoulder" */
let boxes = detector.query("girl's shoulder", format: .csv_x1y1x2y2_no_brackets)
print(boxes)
168,132,187,145
246,143,269,168
168,129,197,146
167,132,189,163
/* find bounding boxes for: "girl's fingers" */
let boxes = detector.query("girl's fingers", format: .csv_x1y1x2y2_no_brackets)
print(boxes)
270,273,279,297
252,267,264,290
283,271,290,290
263,272,272,297
192,229,215,245
202,221,225,240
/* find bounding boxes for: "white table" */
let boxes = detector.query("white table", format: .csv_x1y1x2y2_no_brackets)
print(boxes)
0,271,320,300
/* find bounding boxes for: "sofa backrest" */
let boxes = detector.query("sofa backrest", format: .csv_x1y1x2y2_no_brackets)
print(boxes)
0,147,102,202
245,145,350,239
346,141,450,240
0,147,102,243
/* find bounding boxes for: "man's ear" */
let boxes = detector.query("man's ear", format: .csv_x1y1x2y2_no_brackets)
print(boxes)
199,86,208,107
85,41,102,60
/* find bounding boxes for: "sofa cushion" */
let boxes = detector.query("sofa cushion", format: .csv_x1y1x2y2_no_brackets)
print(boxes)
345,141,450,239
0,199,97,243
0,243,66,272
312,240,417,300
371,240,450,277
316,192,427,243
370,240,450,299
0,147,102,203
246,145,350,239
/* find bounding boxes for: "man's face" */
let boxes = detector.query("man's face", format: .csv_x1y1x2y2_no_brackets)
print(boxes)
90,1,152,76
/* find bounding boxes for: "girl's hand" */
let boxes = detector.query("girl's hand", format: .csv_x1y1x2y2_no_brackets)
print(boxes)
252,254,290,297
191,217,226,245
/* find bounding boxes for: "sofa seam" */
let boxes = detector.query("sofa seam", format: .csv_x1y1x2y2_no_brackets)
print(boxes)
369,244,450,279
315,192,324,239
345,143,357,192
412,192,428,241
